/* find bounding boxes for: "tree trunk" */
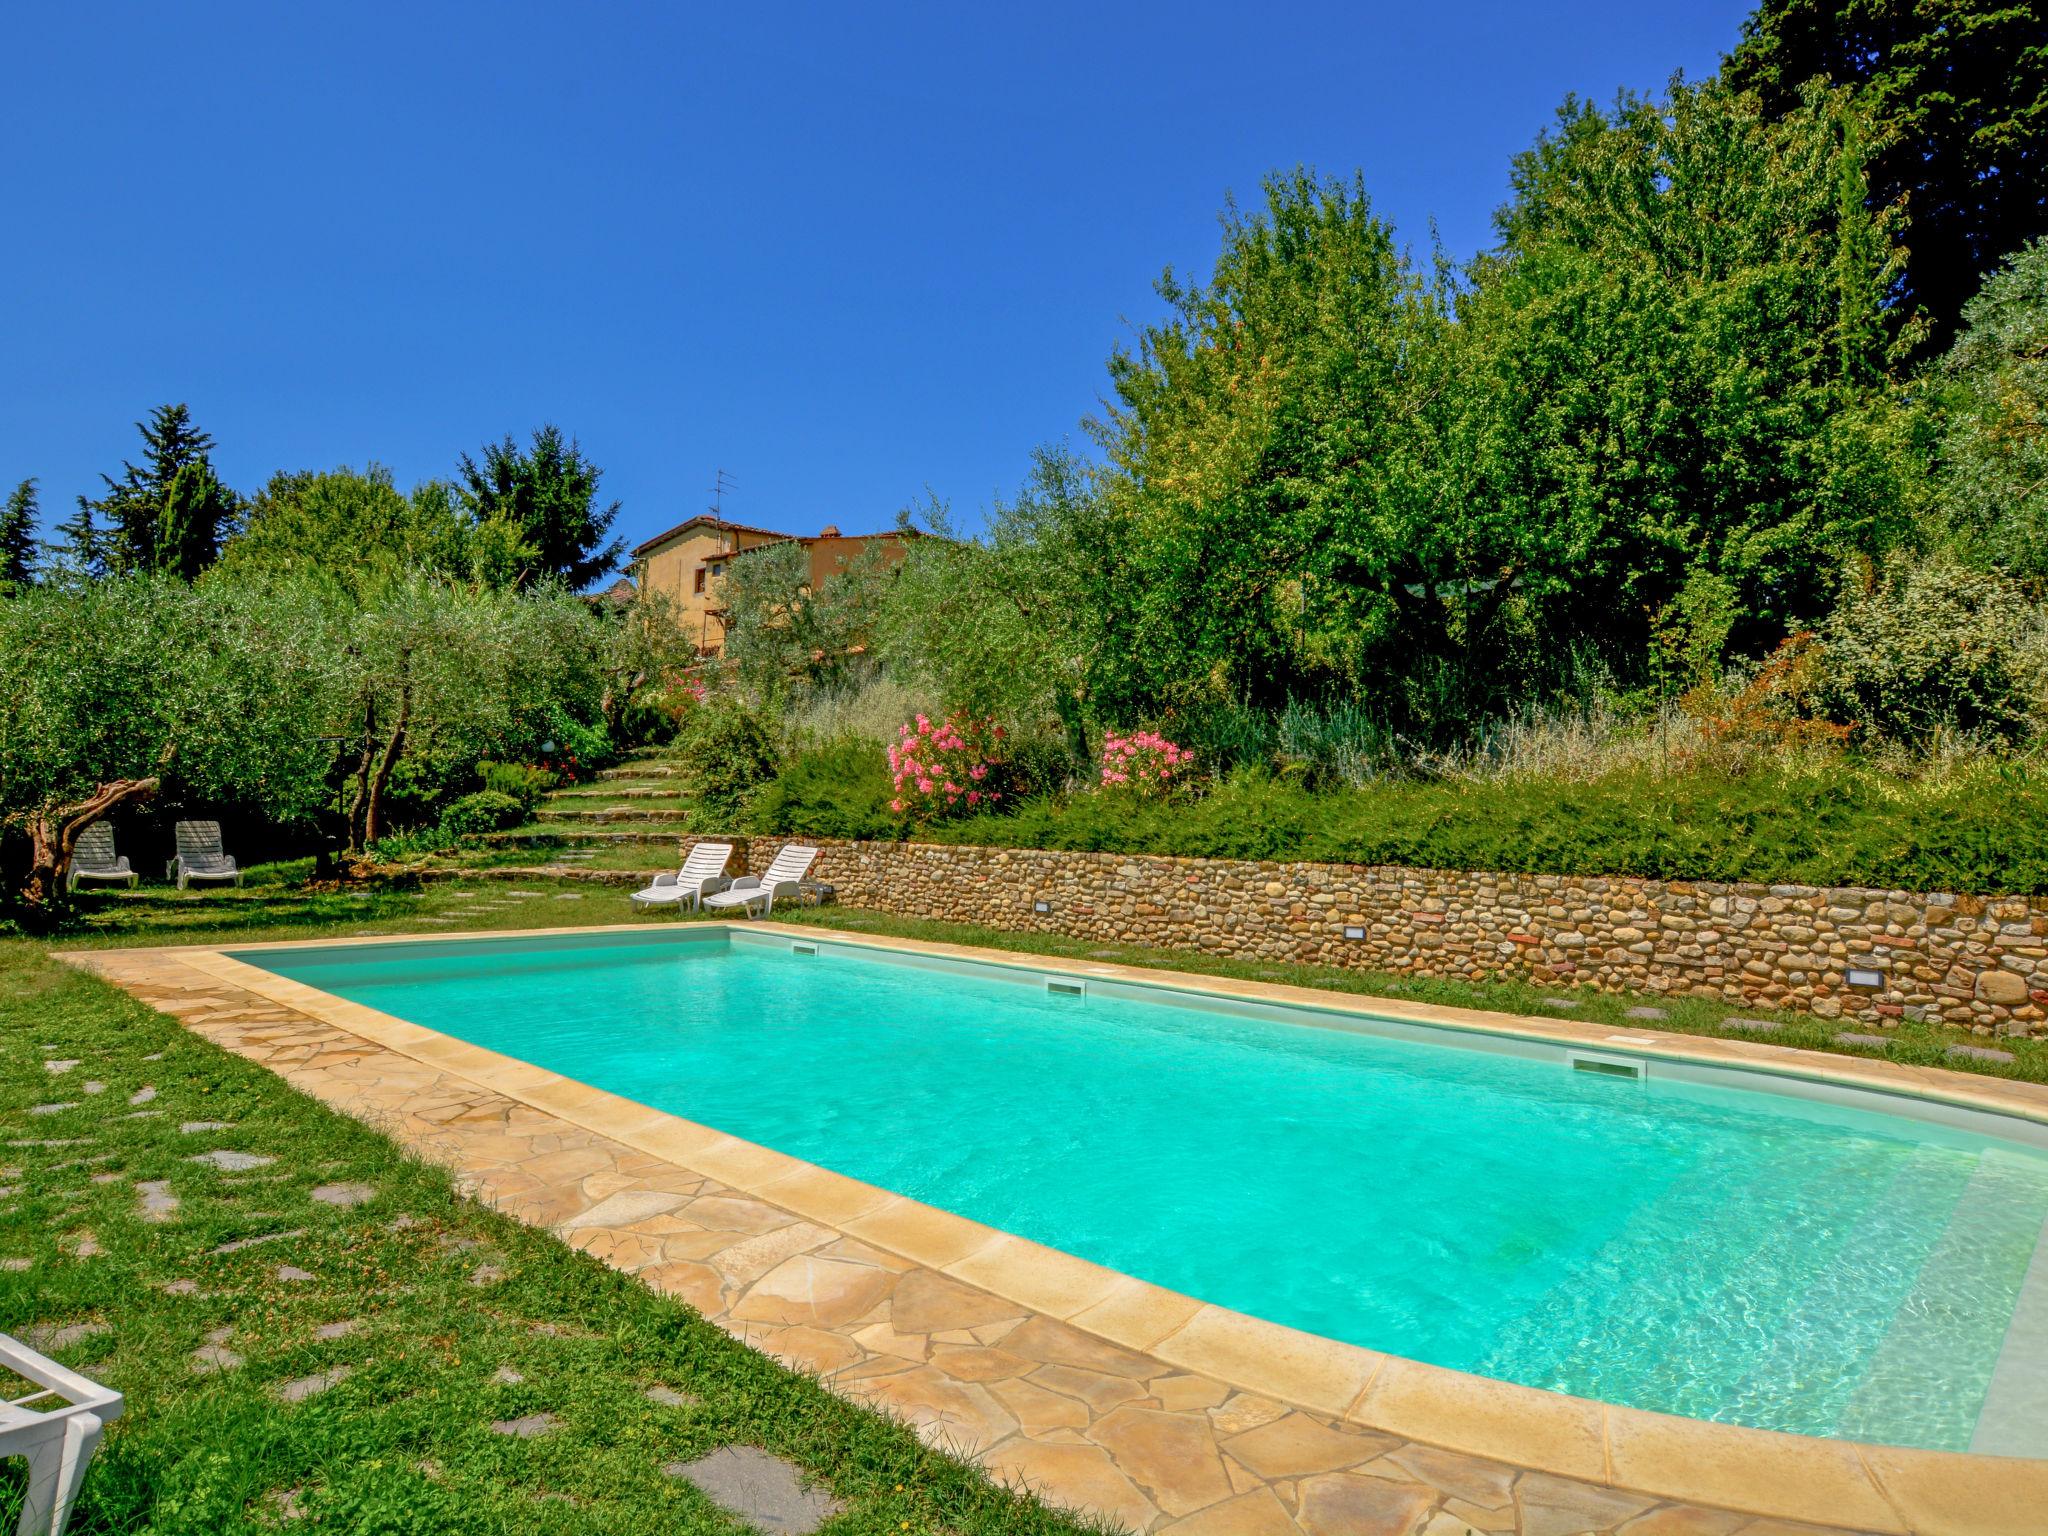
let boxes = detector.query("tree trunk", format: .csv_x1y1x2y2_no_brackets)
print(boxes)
347,699,377,852
20,775,165,913
362,686,411,846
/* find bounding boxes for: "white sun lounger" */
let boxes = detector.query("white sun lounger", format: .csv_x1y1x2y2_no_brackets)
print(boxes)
66,822,137,891
167,821,241,890
0,1330,124,1536
629,842,735,912
701,845,818,918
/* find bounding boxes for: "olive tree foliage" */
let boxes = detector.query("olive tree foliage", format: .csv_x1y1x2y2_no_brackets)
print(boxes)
878,449,1110,741
0,578,337,912
1937,238,2048,580
595,587,702,741
718,539,893,704
330,574,604,847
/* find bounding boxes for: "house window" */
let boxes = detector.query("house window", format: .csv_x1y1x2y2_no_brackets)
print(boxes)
693,568,706,594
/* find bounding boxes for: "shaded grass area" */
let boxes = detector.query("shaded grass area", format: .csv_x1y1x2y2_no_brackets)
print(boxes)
0,916,1101,1534
770,906,2048,1090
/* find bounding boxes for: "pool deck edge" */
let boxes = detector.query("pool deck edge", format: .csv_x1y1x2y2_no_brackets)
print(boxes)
59,921,2048,1535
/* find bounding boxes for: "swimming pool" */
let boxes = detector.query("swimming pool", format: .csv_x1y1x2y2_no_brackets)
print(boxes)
233,925,2048,1455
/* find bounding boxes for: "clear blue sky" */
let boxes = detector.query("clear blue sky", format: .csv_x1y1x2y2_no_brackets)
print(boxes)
2,0,1752,561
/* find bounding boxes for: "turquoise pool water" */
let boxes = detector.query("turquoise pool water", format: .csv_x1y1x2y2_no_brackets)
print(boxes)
236,929,2048,1452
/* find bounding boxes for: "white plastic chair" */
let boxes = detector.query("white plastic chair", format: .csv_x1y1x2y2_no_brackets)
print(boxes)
629,842,734,912
701,845,818,918
0,1331,123,1536
166,821,241,890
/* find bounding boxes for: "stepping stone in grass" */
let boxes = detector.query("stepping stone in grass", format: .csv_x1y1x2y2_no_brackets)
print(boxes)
67,1233,102,1258
1948,1043,2016,1064
469,1262,506,1286
644,1385,697,1408
122,1110,163,1120
210,1229,306,1255
142,1052,165,1062
24,1320,107,1352
490,1412,559,1438
31,1104,77,1116
1624,1006,1668,1021
275,1366,352,1403
491,1366,525,1385
137,1180,179,1221
44,1060,80,1075
82,1082,105,1095
663,1446,844,1535
129,1086,157,1106
190,1150,274,1171
162,1278,198,1295
315,1319,361,1340
180,1121,232,1134
277,1265,315,1282
1541,997,1582,1009
1,1259,31,1272
552,893,583,901
192,1328,242,1373
1837,1032,1892,1049
310,1181,376,1207
1722,1017,1782,1034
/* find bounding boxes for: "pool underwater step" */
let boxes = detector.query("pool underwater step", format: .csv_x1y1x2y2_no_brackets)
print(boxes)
1844,1150,2048,1450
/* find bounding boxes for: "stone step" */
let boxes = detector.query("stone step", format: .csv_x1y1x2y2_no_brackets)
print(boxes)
598,762,678,780
536,806,694,824
420,865,656,888
478,828,685,848
549,785,685,800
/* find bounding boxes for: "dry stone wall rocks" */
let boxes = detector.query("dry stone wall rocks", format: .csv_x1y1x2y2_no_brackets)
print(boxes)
681,836,2048,1039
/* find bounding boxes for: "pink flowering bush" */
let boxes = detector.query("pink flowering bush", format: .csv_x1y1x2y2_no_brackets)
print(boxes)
1099,729,1191,797
888,713,1005,820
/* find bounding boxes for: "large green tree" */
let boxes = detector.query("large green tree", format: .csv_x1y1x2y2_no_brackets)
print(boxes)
1454,78,1923,675
0,578,335,912
1086,170,1461,715
219,465,533,598
1937,237,2048,577
0,478,38,592
455,426,623,590
85,403,239,577
1726,0,2048,349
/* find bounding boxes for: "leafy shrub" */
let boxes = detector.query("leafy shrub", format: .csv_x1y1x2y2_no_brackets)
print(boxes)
438,790,526,839
1098,729,1191,796
676,696,780,818
479,760,558,811
1275,700,1396,789
1807,557,2048,748
746,739,898,840
922,759,2048,894
887,714,1004,819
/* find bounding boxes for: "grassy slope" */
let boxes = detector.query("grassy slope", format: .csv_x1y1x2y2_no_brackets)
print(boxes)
2,881,1099,1536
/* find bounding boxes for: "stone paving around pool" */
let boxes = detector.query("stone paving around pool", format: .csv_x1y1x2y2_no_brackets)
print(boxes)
74,945,1889,1536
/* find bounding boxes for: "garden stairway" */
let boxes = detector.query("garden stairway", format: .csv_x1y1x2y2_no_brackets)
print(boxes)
456,746,698,883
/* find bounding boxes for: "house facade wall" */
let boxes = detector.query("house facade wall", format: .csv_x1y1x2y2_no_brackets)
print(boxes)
686,835,2048,1039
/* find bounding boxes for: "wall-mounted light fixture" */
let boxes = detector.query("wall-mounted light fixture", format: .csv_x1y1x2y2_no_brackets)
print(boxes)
1845,967,1885,990
1343,925,1366,941
1032,900,1051,914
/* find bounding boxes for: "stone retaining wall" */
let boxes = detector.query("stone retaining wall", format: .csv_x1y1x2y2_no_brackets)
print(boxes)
696,836,2048,1038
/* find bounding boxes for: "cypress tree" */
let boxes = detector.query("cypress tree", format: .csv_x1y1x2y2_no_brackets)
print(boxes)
86,404,236,576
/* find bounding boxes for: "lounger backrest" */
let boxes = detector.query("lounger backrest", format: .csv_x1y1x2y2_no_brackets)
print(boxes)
175,821,227,869
681,842,732,880
74,821,119,871
760,845,818,886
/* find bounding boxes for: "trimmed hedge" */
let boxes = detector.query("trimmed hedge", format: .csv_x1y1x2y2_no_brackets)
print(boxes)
749,743,2048,895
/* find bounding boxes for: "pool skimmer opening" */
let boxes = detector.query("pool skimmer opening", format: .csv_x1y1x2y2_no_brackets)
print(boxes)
1569,1051,1646,1081
790,941,818,957
1045,977,1087,999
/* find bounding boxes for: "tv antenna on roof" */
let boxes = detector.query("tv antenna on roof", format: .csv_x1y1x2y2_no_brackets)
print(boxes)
708,468,737,518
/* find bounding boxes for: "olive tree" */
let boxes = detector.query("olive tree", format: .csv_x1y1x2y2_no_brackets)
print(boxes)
0,578,336,912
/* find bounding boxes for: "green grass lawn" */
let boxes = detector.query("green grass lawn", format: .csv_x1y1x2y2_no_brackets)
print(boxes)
1,881,1102,1536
